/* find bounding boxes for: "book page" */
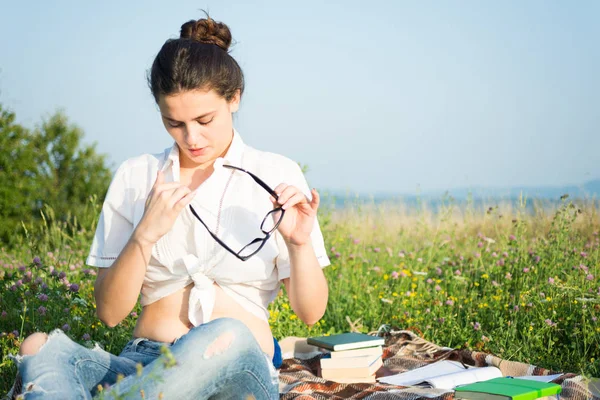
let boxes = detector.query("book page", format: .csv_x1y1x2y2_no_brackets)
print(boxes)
378,360,473,386
513,374,562,383
425,366,502,389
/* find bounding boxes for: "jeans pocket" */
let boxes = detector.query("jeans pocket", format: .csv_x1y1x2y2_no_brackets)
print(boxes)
119,339,136,356
136,339,170,357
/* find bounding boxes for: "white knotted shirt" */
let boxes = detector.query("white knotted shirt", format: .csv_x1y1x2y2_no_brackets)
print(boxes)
86,128,330,326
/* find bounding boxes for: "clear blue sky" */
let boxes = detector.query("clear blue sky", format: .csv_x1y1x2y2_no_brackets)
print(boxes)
1,1,598,194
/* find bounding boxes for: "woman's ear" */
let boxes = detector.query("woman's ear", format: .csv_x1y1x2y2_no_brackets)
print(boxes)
229,89,241,113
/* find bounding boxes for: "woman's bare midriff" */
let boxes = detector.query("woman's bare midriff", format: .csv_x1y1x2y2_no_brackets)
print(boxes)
133,282,275,358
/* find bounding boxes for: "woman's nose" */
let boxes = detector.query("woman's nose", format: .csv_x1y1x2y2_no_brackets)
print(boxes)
184,122,205,143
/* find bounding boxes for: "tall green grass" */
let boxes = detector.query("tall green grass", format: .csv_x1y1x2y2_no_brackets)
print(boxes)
1,195,599,394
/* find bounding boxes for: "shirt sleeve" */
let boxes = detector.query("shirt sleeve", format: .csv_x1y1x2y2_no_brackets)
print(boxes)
275,162,330,281
85,161,135,268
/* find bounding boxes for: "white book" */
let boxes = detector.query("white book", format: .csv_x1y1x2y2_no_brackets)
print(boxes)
321,354,382,369
378,360,503,389
330,346,383,359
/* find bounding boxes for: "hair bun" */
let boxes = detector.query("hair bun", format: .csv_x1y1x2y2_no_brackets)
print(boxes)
180,16,232,52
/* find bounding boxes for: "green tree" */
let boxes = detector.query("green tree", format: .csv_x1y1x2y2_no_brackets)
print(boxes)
0,104,112,246
0,104,39,242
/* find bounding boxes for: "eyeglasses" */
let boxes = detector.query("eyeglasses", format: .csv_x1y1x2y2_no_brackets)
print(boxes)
188,164,285,261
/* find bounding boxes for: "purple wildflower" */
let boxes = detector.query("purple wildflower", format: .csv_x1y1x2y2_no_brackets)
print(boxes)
435,285,442,291
445,299,454,306
373,247,380,253
523,267,530,273
33,257,41,266
426,278,433,284
545,319,557,327
391,271,399,279
37,294,49,302
1,311,7,318
37,306,47,316
509,234,516,241
82,333,91,341
62,324,70,332
473,322,481,331
455,270,462,276
58,271,66,279
548,277,555,284
586,274,594,281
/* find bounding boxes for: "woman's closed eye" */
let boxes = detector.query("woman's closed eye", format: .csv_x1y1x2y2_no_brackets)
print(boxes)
167,118,213,128
167,121,183,128
198,118,214,126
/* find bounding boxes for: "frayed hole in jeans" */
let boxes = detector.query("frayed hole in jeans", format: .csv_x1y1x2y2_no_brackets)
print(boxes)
203,331,235,359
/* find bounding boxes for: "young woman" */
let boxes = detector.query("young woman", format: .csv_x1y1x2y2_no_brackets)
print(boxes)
9,13,330,399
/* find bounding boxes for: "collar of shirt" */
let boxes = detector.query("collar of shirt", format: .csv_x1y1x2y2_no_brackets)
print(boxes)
160,127,245,182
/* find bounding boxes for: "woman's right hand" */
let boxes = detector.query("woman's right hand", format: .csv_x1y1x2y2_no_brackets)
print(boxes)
134,170,197,245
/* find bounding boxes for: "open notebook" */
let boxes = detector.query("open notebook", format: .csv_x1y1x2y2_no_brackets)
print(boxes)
378,360,503,390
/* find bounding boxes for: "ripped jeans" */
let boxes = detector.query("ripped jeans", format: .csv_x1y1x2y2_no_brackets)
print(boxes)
11,318,279,399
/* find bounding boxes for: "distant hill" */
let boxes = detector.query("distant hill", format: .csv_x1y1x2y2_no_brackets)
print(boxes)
323,179,600,209
425,179,600,200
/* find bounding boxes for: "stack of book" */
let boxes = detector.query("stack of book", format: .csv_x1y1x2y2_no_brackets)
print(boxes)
307,332,385,383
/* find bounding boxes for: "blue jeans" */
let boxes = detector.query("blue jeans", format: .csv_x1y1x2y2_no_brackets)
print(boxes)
12,318,279,399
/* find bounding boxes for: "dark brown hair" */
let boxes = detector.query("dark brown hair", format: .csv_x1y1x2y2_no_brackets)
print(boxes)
148,11,244,104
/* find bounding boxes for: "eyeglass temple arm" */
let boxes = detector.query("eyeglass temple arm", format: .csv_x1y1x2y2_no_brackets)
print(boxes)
188,205,237,253
222,164,279,199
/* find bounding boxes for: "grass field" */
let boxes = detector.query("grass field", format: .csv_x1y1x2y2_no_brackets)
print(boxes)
1,195,599,394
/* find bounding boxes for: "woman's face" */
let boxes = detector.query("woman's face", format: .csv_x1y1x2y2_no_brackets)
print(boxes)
158,89,240,169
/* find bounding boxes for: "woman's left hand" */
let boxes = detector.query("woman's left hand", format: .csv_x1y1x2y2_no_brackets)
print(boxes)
270,184,320,246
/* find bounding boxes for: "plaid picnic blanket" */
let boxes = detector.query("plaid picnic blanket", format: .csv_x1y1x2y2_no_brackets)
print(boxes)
278,328,599,400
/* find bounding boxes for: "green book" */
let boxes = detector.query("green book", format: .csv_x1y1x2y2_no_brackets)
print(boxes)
307,332,384,351
454,377,562,400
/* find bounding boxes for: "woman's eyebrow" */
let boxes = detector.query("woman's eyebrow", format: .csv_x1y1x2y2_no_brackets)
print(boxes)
162,111,216,122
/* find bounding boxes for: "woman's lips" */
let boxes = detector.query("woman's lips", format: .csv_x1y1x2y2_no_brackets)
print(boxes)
189,147,207,156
